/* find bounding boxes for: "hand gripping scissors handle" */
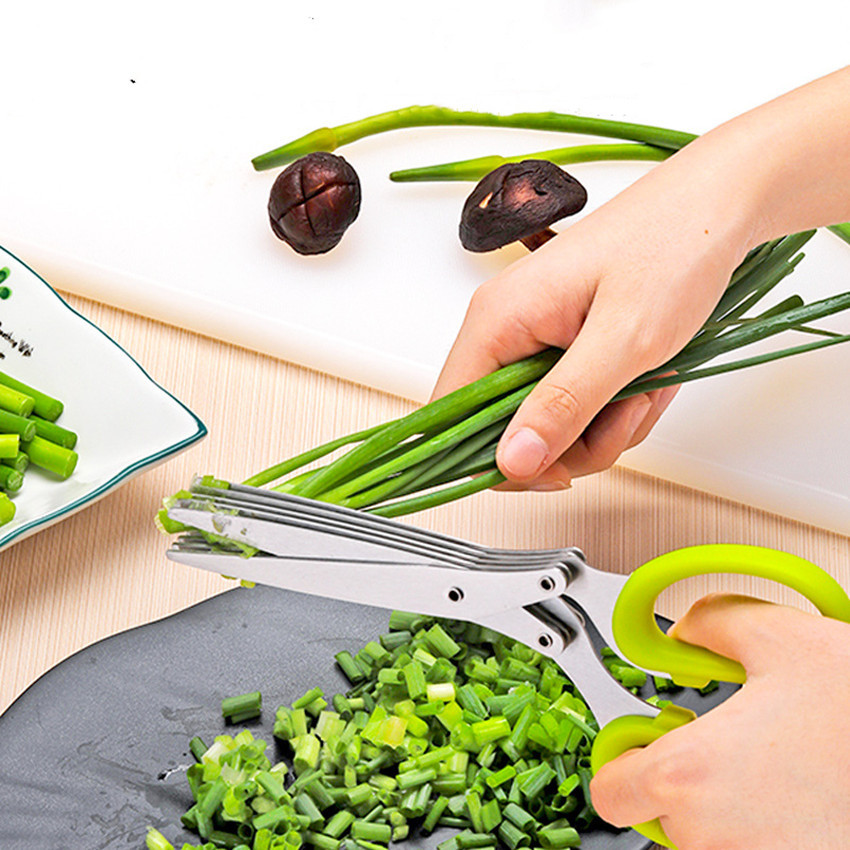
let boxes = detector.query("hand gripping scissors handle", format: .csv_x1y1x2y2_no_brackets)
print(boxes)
166,486,850,848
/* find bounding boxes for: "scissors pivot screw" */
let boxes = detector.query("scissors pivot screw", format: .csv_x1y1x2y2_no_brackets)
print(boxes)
539,576,557,592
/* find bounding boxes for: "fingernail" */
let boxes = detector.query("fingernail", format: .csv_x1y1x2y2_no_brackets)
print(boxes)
656,384,679,414
627,399,653,438
530,481,572,492
499,427,549,480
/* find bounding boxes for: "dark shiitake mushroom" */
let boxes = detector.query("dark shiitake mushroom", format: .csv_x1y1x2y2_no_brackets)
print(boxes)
459,160,587,252
268,152,361,255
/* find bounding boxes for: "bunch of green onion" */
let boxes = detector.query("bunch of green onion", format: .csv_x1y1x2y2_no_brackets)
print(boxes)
185,225,848,520
165,107,850,519
0,368,78,525
146,611,697,850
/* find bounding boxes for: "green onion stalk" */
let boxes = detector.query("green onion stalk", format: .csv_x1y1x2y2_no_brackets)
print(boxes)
250,105,696,171
389,142,671,183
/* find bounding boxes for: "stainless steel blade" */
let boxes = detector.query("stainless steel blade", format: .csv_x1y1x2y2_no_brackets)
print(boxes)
168,506,453,566
175,495,479,565
193,479,569,566
166,550,569,625
173,479,657,675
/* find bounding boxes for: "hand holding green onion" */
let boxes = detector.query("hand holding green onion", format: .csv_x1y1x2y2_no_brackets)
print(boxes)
431,66,850,489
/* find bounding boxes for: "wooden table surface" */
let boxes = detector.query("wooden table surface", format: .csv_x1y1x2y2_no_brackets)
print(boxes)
1,293,848,850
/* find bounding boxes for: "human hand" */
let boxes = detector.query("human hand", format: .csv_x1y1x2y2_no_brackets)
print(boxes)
431,139,759,489
432,66,850,490
590,594,850,849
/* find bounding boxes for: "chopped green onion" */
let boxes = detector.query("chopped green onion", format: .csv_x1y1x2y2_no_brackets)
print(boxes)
305,830,340,850
0,372,62,421
471,718,511,747
154,611,722,850
485,765,517,788
221,691,262,723
503,802,537,832
426,682,457,702
418,794,448,834
31,415,77,449
1,449,29,473
537,826,582,848
145,827,174,850
499,819,532,850
425,624,462,658
350,821,391,843
0,409,35,441
294,687,325,710
0,385,33,417
335,651,365,684
294,734,322,773
323,809,356,838
0,464,23,493
23,434,77,479
189,736,207,763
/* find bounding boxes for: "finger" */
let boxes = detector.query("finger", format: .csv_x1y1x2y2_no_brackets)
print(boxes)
668,592,813,676
625,384,680,450
554,384,678,478
551,394,653,480
495,308,653,482
491,459,573,491
496,383,679,489
590,747,666,828
492,381,678,490
430,248,592,402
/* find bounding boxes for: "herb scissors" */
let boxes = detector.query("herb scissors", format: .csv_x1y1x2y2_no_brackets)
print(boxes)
165,477,850,848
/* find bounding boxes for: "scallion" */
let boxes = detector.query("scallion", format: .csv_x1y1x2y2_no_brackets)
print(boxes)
152,610,686,849
163,232,850,525
221,691,262,723
251,105,697,170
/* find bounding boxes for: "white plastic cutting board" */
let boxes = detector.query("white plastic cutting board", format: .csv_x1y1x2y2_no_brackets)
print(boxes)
2,1,850,535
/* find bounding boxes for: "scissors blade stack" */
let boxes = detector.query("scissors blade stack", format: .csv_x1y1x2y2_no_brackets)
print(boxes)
165,477,632,651
170,477,574,566
167,476,584,628
166,477,657,726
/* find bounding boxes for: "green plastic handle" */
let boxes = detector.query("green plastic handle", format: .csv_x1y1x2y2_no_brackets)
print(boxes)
612,543,850,688
589,544,850,847
591,704,696,848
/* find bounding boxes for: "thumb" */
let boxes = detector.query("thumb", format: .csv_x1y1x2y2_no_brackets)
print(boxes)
496,310,650,482
668,592,813,677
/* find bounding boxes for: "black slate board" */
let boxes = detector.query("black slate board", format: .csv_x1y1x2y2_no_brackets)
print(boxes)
0,585,736,850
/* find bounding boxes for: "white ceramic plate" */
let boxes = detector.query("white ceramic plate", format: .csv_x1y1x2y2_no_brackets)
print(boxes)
0,245,206,551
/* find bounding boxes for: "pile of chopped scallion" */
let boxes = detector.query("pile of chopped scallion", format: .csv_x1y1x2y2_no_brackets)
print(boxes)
146,612,708,850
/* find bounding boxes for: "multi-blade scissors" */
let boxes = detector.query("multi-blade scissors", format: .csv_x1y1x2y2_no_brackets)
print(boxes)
165,476,850,848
